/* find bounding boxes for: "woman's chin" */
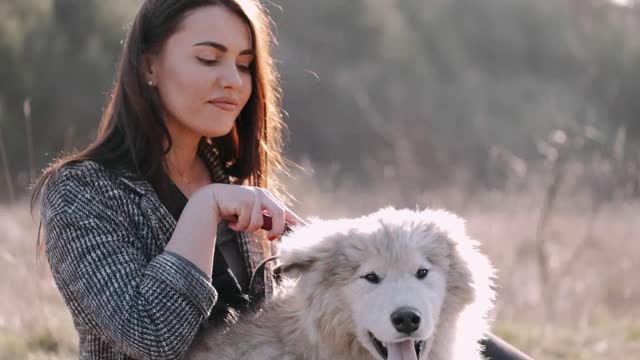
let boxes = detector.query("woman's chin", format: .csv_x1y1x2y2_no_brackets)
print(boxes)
198,123,236,139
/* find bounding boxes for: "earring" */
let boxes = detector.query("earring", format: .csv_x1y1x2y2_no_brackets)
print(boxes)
148,80,153,86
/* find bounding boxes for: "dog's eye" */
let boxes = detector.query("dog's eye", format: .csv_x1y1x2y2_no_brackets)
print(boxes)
362,272,381,284
416,268,429,279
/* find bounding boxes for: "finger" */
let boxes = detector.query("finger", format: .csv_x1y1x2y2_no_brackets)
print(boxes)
284,208,306,226
229,200,252,232
222,214,239,223
246,197,264,233
260,189,300,227
261,213,273,231
260,194,285,239
261,214,296,233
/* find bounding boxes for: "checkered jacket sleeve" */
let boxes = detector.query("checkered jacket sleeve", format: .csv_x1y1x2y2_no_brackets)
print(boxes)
41,164,218,359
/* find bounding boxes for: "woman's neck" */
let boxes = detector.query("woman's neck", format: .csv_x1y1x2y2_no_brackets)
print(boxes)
163,117,202,179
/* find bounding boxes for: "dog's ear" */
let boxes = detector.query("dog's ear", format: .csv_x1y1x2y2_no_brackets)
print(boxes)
277,218,341,278
279,249,319,277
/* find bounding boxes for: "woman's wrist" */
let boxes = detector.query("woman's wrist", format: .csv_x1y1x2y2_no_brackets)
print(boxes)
163,184,221,277
192,183,221,221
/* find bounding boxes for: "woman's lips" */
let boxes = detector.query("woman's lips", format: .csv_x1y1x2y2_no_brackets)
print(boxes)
209,97,239,112
210,101,238,111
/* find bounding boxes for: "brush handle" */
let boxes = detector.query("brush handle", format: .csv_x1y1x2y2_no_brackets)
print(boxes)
221,213,296,240
260,214,295,234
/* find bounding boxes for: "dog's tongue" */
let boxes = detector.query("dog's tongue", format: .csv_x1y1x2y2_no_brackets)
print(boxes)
386,340,417,360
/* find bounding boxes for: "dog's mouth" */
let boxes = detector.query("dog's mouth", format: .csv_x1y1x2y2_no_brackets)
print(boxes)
368,332,425,360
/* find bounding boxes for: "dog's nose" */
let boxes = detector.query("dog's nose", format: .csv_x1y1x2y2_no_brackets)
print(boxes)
390,307,421,334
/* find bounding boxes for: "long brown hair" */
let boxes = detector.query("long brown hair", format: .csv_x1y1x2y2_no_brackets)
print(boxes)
31,0,287,256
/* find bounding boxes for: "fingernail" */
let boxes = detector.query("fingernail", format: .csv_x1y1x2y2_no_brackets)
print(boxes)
268,235,277,241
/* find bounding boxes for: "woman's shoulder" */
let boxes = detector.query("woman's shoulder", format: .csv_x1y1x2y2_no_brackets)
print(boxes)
41,159,148,217
44,159,122,192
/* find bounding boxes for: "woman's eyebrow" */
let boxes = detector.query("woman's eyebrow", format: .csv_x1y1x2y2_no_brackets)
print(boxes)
193,41,254,55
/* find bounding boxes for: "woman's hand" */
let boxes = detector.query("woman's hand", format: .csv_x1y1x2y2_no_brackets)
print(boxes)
166,183,303,276
196,183,303,240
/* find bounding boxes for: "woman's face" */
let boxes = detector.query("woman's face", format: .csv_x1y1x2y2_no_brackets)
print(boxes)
147,5,254,139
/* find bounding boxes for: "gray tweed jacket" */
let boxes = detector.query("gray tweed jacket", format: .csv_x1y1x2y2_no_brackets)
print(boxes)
40,145,276,359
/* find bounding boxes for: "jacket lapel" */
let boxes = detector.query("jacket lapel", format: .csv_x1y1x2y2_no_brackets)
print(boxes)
116,138,275,298
197,139,276,298
119,174,177,254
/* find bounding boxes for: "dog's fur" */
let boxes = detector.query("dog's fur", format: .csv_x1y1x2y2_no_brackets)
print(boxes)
186,207,495,360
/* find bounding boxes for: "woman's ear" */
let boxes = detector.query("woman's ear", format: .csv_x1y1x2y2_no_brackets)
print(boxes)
143,53,158,85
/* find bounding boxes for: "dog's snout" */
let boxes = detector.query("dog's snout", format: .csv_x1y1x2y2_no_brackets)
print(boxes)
390,307,421,334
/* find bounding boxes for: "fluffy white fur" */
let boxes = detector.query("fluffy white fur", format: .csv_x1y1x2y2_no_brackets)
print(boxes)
186,207,496,360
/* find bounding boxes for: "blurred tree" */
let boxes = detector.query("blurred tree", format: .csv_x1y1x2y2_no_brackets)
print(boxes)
0,0,136,198
0,0,638,201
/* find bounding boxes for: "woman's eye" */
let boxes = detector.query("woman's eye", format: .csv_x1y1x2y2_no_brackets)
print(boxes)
362,272,381,284
197,57,218,66
237,64,252,73
416,268,429,280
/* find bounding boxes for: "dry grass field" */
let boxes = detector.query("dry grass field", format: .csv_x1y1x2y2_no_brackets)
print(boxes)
1,170,639,359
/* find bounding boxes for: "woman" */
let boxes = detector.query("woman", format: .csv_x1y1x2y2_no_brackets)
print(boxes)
32,0,530,359
33,1,297,358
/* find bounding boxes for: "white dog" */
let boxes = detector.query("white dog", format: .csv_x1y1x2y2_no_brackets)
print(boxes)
187,207,495,360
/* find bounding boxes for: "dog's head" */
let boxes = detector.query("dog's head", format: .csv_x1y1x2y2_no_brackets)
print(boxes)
277,207,495,360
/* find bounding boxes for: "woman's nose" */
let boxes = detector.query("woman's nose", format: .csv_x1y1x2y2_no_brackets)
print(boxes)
218,62,243,89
